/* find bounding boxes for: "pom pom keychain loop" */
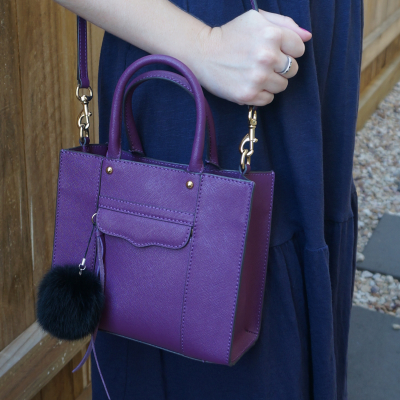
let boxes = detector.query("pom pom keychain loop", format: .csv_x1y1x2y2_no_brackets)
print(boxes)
78,213,97,275
37,212,105,341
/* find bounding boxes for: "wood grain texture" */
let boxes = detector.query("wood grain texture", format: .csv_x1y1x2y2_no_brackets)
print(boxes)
40,359,75,400
357,51,400,130
362,7,400,71
0,321,89,400
386,0,400,18
75,384,92,400
87,23,104,145
0,323,46,377
13,0,80,291
71,347,91,398
360,34,400,93
0,0,36,352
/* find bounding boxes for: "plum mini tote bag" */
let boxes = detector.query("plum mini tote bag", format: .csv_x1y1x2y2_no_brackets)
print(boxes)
37,8,274,398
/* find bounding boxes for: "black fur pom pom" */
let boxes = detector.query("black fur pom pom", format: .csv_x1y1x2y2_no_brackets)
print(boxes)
37,265,105,340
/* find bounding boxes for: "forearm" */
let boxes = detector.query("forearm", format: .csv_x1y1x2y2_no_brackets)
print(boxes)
55,0,210,72
55,0,311,105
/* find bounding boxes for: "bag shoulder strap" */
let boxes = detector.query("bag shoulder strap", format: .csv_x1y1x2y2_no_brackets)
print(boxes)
77,16,90,89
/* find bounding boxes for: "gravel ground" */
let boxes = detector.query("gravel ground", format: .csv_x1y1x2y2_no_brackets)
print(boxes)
352,81,400,317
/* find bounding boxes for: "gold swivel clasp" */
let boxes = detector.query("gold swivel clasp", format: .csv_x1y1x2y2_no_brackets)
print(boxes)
76,85,93,145
239,106,258,172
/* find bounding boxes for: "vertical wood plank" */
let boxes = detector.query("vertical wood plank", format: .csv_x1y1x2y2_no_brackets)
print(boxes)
87,23,105,144
13,0,80,291
31,392,42,400
71,346,91,398
363,0,377,37
0,0,36,351
375,0,389,30
40,359,75,400
386,0,400,18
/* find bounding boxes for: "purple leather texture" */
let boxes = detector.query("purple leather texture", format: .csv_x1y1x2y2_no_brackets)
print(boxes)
52,150,102,270
230,171,274,362
52,54,274,365
77,16,90,88
124,70,219,167
250,0,258,11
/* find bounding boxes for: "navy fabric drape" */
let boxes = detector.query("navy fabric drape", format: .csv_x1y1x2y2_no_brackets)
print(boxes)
92,0,363,398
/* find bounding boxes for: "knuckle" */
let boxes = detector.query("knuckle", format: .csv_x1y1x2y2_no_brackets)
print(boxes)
264,26,282,43
250,69,267,86
283,16,295,24
258,49,278,66
238,87,257,104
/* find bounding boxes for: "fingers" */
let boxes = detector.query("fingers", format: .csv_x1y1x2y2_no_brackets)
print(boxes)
279,27,305,58
274,54,298,79
259,10,312,42
262,73,288,94
250,91,275,107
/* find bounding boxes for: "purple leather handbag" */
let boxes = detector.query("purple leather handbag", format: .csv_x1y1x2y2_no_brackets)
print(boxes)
39,3,274,395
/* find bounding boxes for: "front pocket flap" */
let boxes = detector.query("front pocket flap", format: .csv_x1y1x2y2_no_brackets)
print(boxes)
96,205,193,249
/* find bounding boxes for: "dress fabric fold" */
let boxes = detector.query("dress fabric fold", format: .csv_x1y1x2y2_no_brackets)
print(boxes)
93,0,363,398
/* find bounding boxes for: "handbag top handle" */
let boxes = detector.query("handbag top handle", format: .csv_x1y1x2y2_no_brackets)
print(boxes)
107,54,207,172
123,70,220,168
75,0,259,168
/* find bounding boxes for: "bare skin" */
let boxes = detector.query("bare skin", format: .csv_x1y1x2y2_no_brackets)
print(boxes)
55,0,312,105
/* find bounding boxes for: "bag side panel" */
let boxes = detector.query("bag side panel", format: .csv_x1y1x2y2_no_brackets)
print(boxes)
52,150,103,270
230,171,275,364
180,173,254,365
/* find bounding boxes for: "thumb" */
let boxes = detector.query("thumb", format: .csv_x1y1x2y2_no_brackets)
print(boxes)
259,10,312,42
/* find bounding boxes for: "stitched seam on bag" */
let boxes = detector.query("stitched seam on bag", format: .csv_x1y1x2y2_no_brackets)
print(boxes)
60,149,104,160
203,173,254,187
52,151,102,270
130,157,188,170
124,98,140,153
90,160,103,271
100,195,194,217
83,25,87,81
226,180,253,364
52,151,64,266
109,158,197,176
180,175,204,354
99,204,193,226
97,215,191,249
255,173,275,333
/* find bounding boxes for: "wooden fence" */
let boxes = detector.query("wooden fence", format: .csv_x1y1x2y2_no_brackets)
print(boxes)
1,0,400,399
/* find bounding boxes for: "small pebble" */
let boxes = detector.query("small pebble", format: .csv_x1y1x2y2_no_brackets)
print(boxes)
361,270,373,278
352,81,400,319
393,324,400,330
356,252,365,262
370,286,379,294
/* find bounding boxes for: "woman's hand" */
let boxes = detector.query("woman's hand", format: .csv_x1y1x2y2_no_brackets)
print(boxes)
53,0,310,106
194,10,312,106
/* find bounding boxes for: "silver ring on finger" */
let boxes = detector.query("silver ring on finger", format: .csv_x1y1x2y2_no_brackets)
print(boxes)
278,55,292,75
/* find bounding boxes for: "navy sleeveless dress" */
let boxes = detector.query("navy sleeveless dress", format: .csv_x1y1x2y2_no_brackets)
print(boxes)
92,1,363,398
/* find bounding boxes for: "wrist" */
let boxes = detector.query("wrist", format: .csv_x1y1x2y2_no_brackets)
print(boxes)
186,26,220,88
